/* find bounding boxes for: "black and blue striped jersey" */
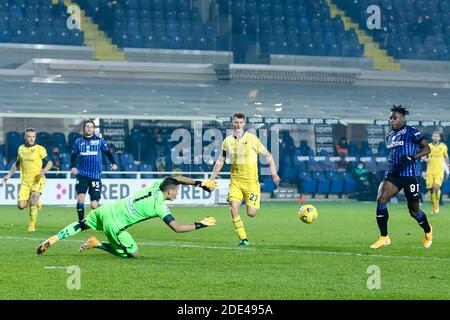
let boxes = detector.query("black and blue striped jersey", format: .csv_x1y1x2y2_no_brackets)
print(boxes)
385,125,424,177
71,135,111,180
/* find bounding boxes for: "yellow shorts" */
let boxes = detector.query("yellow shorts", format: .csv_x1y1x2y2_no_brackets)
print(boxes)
18,177,46,201
227,179,261,209
426,170,444,189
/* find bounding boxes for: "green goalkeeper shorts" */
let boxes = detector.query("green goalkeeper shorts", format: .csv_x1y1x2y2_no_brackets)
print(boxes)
85,205,138,256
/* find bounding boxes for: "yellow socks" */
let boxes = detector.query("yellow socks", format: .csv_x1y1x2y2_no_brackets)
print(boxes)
431,191,440,208
28,205,38,231
232,215,247,240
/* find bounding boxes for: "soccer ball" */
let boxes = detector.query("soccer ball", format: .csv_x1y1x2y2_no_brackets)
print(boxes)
298,204,318,224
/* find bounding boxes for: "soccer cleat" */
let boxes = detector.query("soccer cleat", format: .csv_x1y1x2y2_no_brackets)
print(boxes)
423,226,433,249
237,239,250,246
79,236,101,252
370,236,391,249
36,235,58,255
28,223,36,232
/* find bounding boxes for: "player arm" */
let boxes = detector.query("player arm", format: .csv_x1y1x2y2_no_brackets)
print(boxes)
163,214,215,233
41,156,53,174
444,146,449,166
104,148,118,169
414,139,431,159
2,158,20,182
171,175,200,186
210,154,225,180
172,175,217,192
101,140,118,169
260,148,281,185
104,149,116,164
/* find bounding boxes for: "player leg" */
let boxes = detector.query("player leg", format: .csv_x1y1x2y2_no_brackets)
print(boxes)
75,175,89,223
17,181,31,210
27,177,46,231
426,172,437,213
244,182,261,218
36,217,92,255
27,192,40,232
36,205,100,255
88,179,101,210
17,200,28,210
433,171,444,214
80,221,140,258
427,172,439,214
17,183,31,230
17,185,29,211
432,184,441,213
227,180,248,246
405,179,433,248
101,230,139,258
370,179,398,249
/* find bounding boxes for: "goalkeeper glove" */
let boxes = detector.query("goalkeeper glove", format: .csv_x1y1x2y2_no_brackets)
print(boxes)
401,155,415,165
195,216,216,229
194,179,218,193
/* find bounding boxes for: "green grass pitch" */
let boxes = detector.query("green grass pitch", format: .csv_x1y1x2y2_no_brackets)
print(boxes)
0,201,449,300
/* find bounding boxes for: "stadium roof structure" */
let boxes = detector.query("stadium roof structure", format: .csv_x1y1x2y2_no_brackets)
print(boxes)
0,58,449,124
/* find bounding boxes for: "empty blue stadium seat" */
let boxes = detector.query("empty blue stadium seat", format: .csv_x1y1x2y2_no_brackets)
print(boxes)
51,132,66,145
327,171,344,194
7,131,22,144
298,171,317,194
139,163,154,179
341,172,357,193
312,171,330,194
123,163,138,178
120,153,134,166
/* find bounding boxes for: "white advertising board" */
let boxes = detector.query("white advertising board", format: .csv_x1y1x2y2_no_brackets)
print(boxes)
0,179,230,206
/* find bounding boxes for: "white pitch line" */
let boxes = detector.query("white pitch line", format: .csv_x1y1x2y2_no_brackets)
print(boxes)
1,235,449,262
44,266,69,269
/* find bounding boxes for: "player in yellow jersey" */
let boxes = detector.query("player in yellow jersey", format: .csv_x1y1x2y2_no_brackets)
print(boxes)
211,113,281,246
426,131,449,214
1,128,53,231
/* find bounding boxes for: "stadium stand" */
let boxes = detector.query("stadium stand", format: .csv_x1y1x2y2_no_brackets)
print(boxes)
219,0,364,58
334,0,450,61
0,0,84,45
0,0,366,60
76,0,217,50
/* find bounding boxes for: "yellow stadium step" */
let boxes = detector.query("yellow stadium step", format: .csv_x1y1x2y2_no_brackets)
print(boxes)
325,0,401,71
62,0,125,61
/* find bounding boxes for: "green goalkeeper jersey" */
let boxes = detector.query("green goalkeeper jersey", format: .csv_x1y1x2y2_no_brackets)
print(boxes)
105,179,171,230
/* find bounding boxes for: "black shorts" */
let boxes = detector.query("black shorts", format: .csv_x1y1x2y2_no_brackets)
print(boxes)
384,175,421,203
75,175,102,201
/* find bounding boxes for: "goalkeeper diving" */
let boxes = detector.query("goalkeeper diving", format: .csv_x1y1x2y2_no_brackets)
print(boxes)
36,176,217,258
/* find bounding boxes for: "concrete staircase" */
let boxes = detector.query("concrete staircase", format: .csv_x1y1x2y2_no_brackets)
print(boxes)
326,0,400,71
64,0,125,61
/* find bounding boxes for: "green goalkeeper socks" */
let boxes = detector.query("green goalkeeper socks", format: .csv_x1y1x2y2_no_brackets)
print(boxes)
56,221,84,240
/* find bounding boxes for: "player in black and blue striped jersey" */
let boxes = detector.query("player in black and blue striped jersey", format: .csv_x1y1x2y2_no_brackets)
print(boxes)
371,105,433,249
70,120,118,225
